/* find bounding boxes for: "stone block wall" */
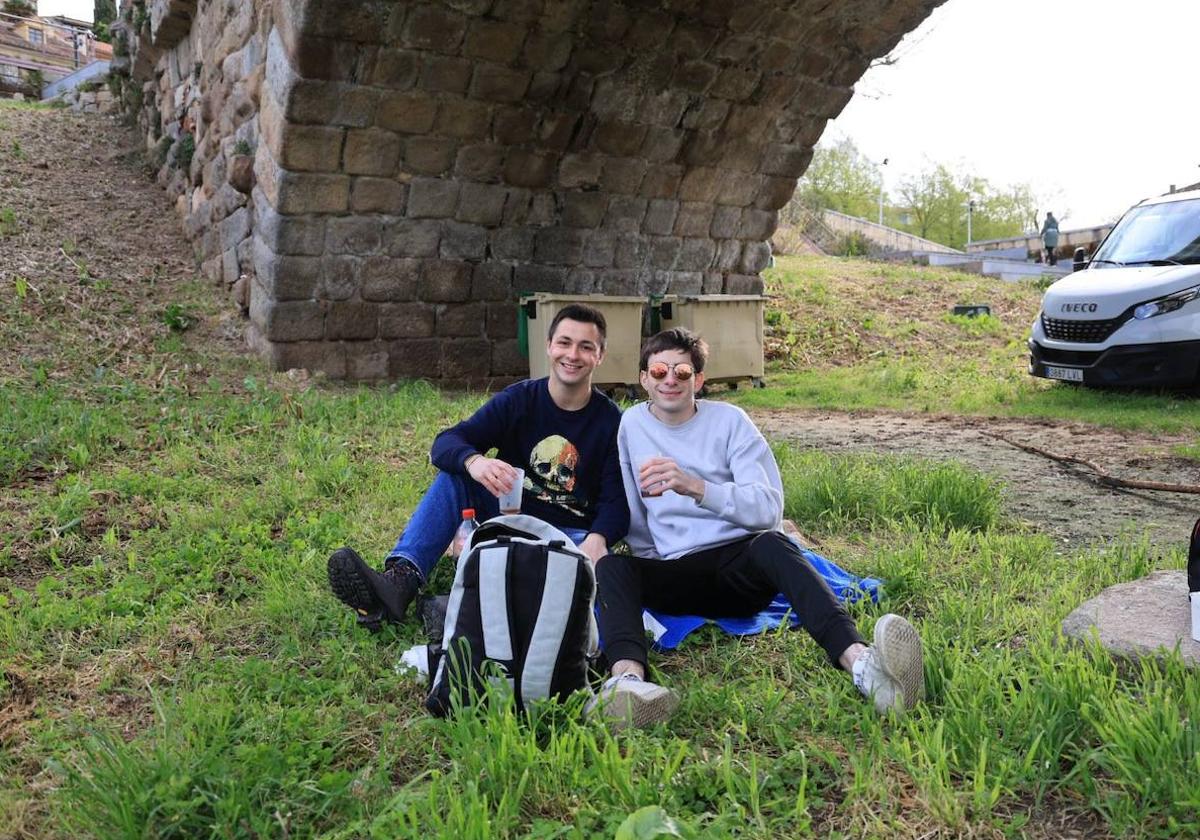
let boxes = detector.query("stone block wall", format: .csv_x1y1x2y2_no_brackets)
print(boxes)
115,0,944,383
53,83,120,114
111,0,268,312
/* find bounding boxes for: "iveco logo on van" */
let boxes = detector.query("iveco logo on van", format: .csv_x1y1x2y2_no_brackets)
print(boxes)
1060,303,1098,313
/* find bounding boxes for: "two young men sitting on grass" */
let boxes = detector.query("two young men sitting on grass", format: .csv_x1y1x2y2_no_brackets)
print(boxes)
329,313,926,727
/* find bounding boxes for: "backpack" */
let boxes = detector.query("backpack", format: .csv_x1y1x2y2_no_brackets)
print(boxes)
425,514,598,717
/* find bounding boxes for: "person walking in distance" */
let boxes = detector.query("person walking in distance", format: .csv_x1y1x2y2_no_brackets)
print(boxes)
1041,212,1060,265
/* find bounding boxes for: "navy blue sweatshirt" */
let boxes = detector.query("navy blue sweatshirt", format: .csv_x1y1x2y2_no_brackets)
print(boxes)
430,378,629,545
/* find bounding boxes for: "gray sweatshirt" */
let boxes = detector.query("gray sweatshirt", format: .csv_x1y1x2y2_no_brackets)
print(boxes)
618,400,784,560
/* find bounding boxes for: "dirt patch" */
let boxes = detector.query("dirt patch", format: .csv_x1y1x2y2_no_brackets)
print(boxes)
0,103,247,389
752,408,1200,551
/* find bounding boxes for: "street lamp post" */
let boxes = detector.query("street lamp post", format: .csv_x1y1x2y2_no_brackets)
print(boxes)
877,157,888,226
966,199,975,247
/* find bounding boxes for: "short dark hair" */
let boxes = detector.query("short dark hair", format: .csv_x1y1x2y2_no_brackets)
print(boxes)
639,328,709,373
548,303,607,349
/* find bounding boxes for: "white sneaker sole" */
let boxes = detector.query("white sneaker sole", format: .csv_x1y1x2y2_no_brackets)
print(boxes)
591,684,680,731
873,614,926,711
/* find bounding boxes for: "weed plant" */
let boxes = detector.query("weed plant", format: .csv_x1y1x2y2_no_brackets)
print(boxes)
774,446,1003,534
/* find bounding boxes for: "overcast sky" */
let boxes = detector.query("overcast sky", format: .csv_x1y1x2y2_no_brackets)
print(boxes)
38,0,1199,230
830,0,1200,229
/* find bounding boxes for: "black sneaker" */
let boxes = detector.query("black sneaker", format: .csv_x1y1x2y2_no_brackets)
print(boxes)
327,547,421,631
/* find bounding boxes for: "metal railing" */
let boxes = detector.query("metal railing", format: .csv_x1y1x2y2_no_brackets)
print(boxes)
0,11,103,79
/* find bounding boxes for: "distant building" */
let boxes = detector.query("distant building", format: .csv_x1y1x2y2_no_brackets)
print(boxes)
0,10,111,97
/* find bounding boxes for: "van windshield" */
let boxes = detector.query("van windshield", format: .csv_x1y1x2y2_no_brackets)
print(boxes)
1091,197,1200,267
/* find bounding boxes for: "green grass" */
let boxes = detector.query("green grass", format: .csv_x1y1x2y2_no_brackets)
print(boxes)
3,113,1199,838
775,446,1003,534
0,97,61,112
735,360,1200,433
3,369,1197,837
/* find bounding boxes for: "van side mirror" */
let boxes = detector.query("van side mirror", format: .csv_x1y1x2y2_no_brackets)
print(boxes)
1072,247,1088,272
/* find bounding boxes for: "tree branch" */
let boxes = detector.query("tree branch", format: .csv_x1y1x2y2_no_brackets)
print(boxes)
985,433,1200,495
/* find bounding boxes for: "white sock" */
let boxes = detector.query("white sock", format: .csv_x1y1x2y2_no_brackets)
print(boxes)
851,649,873,695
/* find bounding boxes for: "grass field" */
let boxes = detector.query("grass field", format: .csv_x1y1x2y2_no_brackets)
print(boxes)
3,124,1200,840
740,256,1200,436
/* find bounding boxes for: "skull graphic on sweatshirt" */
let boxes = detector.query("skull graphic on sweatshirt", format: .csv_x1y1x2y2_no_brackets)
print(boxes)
526,435,585,516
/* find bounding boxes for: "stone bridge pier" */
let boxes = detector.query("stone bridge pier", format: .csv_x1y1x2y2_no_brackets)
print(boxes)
117,0,944,382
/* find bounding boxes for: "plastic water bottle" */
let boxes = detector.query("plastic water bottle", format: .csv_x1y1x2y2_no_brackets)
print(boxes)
450,508,478,559
1189,518,1200,642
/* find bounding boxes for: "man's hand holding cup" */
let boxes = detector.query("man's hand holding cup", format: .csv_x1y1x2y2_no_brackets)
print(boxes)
638,456,704,501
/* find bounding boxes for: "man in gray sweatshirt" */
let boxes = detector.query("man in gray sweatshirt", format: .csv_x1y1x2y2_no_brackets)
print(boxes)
588,328,925,730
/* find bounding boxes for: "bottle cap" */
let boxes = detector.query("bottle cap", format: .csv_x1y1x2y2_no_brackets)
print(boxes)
462,508,475,519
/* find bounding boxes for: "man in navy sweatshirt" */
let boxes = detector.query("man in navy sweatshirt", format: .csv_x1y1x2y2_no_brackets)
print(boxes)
588,328,925,729
328,303,629,631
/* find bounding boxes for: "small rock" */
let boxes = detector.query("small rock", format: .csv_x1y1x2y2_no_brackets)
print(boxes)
231,274,249,313
227,154,254,194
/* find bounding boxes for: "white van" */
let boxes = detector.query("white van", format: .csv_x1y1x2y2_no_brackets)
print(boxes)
1029,188,1200,387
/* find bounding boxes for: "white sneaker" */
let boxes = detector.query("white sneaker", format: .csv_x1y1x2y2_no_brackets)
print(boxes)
853,614,925,715
585,674,679,731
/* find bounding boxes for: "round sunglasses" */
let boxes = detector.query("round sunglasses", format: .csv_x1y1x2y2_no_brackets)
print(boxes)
645,361,695,381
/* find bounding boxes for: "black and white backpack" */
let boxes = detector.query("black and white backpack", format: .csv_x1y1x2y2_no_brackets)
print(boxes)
425,515,598,717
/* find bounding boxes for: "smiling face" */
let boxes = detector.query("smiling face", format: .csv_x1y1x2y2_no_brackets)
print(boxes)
640,347,704,421
546,317,604,389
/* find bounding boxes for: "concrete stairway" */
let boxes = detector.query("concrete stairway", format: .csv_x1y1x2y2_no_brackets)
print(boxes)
895,250,1072,283
817,210,1072,282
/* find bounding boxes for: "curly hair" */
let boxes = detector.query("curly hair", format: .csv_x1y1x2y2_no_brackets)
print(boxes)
638,328,709,373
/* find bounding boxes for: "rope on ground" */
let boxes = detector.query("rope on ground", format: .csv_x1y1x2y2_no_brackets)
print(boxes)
985,432,1200,495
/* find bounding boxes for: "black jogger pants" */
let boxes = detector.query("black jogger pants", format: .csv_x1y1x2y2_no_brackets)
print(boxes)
596,531,864,672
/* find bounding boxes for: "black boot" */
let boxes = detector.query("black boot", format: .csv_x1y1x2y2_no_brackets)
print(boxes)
328,547,422,631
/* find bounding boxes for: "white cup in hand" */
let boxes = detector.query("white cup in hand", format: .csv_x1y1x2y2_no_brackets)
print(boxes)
500,467,524,514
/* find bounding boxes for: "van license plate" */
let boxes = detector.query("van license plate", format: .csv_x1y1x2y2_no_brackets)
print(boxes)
1045,365,1083,382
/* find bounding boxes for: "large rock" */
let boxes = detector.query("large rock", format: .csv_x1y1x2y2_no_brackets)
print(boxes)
1061,570,1200,667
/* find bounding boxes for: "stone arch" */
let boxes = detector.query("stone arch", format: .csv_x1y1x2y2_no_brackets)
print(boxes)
119,0,945,382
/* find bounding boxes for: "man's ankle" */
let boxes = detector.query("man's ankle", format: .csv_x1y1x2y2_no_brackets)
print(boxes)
838,642,869,672
611,659,645,681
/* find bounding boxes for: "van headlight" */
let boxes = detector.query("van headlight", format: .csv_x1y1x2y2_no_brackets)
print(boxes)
1133,285,1200,320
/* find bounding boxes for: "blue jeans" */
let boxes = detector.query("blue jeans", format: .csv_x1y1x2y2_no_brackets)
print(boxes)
386,471,588,580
